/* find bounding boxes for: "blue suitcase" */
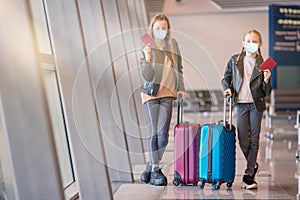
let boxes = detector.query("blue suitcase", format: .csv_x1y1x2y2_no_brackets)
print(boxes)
198,97,236,190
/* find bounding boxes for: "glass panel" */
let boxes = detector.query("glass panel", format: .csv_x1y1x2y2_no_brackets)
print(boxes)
29,0,52,54
30,0,75,191
42,63,74,188
0,94,16,200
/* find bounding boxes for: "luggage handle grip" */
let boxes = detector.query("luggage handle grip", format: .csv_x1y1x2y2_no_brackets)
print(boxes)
177,93,183,124
223,95,233,131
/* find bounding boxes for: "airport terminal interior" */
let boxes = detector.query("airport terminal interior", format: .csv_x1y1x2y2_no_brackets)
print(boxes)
1,0,300,199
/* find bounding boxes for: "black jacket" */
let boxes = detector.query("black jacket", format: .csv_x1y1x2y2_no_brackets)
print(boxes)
140,39,185,97
221,52,272,111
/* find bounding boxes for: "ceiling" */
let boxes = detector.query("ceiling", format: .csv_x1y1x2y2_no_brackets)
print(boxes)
145,0,300,16
211,0,300,9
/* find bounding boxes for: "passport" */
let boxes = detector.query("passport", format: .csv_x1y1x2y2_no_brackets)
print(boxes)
140,33,156,48
259,57,277,71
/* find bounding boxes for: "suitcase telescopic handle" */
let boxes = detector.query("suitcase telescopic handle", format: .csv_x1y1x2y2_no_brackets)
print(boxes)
223,95,233,131
177,93,183,124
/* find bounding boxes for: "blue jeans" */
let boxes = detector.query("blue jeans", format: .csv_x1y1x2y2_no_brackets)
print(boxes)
143,97,174,164
236,103,263,176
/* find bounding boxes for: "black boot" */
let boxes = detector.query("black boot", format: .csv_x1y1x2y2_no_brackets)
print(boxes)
150,167,167,186
141,163,152,183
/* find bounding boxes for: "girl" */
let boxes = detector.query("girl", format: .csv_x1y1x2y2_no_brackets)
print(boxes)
221,29,272,189
140,13,186,186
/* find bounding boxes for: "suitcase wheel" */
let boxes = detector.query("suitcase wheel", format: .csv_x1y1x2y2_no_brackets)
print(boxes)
226,182,233,188
212,182,221,190
198,180,205,190
173,172,183,186
173,178,182,186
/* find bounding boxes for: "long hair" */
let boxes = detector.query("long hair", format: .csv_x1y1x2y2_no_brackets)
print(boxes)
148,13,171,42
235,29,263,65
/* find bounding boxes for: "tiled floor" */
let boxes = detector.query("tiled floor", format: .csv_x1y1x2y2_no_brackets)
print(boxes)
114,112,300,200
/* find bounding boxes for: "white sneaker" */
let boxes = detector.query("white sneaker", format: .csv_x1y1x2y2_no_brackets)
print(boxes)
242,174,258,190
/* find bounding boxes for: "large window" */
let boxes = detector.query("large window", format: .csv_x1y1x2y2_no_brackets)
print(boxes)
30,0,75,188
42,63,74,187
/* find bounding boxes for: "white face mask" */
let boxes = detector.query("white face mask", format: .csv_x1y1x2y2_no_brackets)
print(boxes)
153,29,167,40
245,42,259,54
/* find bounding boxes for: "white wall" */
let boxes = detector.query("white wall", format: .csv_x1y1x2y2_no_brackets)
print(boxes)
167,10,269,90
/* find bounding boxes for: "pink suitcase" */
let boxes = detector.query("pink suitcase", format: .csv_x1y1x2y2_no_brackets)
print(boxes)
173,94,201,186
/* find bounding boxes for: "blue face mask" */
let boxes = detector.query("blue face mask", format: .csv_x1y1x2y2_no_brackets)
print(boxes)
245,42,259,54
153,29,167,40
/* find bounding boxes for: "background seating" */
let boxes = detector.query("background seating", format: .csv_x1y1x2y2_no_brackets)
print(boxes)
270,89,300,115
174,90,224,112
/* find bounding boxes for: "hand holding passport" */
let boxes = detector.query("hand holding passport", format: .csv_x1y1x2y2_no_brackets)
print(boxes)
140,33,156,48
259,57,277,71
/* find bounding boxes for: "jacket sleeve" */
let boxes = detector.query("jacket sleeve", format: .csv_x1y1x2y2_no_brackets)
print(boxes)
173,39,185,92
263,78,272,97
221,57,234,91
140,49,154,82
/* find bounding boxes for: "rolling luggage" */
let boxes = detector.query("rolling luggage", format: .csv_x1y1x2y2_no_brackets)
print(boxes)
173,94,201,186
198,96,236,190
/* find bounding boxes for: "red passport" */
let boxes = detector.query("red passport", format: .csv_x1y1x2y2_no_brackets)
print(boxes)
259,57,277,71
140,33,156,48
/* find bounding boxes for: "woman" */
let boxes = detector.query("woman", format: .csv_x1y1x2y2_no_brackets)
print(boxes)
140,13,186,186
221,29,272,189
